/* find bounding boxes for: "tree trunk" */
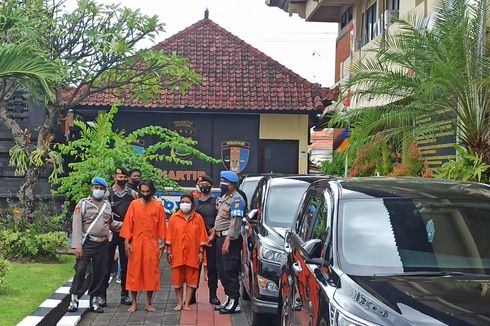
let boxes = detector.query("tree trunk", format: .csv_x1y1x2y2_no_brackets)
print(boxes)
17,167,41,214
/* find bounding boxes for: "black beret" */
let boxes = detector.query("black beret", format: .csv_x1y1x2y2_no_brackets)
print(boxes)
196,174,213,185
115,166,128,176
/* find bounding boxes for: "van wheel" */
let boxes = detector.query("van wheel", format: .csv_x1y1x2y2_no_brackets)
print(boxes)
252,312,272,326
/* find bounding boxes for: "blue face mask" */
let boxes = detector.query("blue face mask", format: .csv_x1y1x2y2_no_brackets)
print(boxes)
220,183,230,196
92,189,105,199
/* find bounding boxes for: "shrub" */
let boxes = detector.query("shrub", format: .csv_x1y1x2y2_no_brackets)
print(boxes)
322,152,346,176
435,145,489,183
0,230,68,261
0,257,10,285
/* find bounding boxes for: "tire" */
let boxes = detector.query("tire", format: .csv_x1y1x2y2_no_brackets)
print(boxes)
252,312,272,326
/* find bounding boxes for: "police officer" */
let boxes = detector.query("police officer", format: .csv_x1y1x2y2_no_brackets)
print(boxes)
101,167,138,306
194,175,220,305
126,168,141,193
214,171,245,314
68,177,121,313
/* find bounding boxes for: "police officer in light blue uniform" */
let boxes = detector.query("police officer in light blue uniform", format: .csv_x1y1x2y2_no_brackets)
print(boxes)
213,171,246,314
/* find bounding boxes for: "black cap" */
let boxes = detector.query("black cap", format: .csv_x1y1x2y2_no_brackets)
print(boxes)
115,166,128,176
196,174,213,185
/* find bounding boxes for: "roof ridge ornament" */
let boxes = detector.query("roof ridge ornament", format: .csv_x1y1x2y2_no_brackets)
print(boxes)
205,8,209,19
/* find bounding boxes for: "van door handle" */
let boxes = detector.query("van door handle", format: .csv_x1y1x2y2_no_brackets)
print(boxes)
292,262,302,273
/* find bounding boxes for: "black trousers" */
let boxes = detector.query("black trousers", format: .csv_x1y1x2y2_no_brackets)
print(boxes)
70,240,109,298
216,236,242,300
206,239,219,297
103,231,128,297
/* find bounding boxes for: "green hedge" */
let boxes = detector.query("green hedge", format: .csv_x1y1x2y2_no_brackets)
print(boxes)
0,231,68,260
0,257,9,285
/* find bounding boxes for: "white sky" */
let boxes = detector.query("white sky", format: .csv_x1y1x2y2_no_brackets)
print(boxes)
64,0,338,86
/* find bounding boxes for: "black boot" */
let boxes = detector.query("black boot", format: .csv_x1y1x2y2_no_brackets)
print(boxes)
219,298,241,314
89,296,104,313
67,296,79,313
120,294,132,306
98,295,107,307
214,296,229,311
209,290,221,305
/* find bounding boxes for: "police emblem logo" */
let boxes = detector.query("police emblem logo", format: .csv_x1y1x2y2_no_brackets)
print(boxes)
221,140,250,173
169,120,197,160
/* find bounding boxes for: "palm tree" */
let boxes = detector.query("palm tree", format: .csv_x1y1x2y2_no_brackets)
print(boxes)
333,0,490,165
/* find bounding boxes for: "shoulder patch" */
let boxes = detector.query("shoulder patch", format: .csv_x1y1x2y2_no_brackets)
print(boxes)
75,206,81,214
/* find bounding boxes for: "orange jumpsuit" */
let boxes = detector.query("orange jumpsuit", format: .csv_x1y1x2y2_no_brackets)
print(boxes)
120,199,166,291
166,210,208,288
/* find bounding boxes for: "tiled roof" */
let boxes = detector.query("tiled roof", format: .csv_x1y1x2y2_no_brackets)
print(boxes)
76,17,336,112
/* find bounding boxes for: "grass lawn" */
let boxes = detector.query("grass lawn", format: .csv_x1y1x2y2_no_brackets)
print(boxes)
0,255,75,326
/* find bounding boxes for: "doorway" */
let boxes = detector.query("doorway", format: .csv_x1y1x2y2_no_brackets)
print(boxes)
260,140,299,174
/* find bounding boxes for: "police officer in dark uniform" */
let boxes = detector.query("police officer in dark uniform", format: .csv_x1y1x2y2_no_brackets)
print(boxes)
126,168,141,193
101,167,137,306
68,177,121,313
194,175,221,305
214,171,245,314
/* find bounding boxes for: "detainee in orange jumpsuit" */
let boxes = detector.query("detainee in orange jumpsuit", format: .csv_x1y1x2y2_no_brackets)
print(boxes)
120,180,166,313
166,192,208,311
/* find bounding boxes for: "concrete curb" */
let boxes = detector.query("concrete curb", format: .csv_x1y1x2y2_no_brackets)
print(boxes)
16,281,73,326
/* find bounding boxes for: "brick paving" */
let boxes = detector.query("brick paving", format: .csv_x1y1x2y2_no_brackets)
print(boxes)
78,259,252,326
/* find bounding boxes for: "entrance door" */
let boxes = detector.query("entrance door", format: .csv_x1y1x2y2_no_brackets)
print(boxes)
260,140,299,174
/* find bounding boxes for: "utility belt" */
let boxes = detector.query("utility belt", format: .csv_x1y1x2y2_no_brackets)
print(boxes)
84,234,108,243
215,230,229,237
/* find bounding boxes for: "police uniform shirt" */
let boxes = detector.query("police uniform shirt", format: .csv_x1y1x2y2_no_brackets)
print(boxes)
214,191,245,239
71,197,121,249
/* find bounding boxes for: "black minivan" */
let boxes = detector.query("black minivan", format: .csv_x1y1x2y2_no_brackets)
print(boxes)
280,177,490,326
241,175,324,325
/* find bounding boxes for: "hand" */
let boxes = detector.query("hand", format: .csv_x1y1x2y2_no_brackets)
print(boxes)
167,252,173,265
73,248,83,259
222,237,230,255
207,231,216,243
157,244,165,258
125,242,132,258
198,252,204,264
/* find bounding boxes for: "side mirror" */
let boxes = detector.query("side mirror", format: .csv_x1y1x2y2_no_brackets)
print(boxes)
247,209,259,225
301,239,323,260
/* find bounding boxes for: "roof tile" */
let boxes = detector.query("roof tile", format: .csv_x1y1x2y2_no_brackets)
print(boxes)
76,18,336,112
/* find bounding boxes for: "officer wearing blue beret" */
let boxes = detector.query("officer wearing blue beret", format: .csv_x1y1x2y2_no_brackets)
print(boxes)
213,171,246,314
68,177,122,313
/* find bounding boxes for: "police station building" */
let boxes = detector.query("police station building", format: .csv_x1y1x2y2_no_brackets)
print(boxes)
72,16,336,187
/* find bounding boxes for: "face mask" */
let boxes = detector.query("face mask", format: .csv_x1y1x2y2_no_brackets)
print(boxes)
142,193,153,201
92,189,105,199
131,178,140,186
116,179,127,187
200,186,211,195
180,203,192,213
220,183,230,196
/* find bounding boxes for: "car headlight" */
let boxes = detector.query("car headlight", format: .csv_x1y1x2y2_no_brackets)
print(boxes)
257,275,279,293
330,302,380,326
258,243,286,264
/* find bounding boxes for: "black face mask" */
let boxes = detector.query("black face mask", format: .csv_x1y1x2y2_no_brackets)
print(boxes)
200,186,211,194
116,179,127,187
131,178,140,186
142,193,153,201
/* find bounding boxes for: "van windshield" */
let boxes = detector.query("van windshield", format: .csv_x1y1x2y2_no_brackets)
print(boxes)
339,198,490,276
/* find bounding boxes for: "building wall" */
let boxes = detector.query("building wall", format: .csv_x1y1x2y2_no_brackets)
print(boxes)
335,31,351,82
259,114,309,174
